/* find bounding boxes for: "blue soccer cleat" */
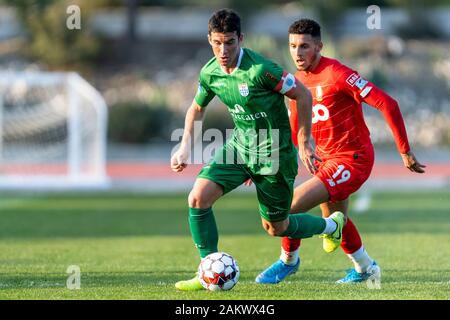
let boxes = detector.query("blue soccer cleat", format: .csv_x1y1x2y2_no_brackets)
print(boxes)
255,258,300,284
336,261,381,284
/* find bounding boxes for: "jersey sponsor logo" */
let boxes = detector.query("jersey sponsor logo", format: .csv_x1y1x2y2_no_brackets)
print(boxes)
229,104,267,121
346,73,359,86
355,77,368,90
360,86,372,98
230,104,245,114
231,112,268,121
238,83,249,97
312,104,330,124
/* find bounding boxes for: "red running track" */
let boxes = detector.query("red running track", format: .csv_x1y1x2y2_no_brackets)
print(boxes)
107,162,450,181
0,162,448,181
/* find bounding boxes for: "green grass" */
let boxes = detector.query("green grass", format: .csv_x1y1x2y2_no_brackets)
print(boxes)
0,191,449,299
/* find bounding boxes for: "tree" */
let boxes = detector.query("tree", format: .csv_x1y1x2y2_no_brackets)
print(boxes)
5,0,104,68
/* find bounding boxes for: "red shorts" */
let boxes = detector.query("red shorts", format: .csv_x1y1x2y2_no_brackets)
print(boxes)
314,148,374,202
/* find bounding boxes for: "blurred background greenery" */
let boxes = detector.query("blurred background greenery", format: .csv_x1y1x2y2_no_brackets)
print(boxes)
1,0,449,147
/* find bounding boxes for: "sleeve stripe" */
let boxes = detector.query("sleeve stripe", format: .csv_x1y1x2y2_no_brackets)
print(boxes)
274,71,288,92
275,72,296,94
360,86,372,98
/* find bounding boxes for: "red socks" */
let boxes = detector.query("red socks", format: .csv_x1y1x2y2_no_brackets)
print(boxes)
340,218,362,254
282,236,301,252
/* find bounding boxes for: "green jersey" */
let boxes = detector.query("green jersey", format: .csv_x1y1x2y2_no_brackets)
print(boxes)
195,48,297,172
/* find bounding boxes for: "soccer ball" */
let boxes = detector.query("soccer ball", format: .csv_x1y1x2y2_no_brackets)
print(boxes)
198,252,240,291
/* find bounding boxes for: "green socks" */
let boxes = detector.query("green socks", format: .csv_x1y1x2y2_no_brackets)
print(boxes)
281,213,326,239
189,207,218,258
188,208,325,257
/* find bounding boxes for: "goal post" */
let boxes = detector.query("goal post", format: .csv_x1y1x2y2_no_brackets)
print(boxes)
0,71,109,190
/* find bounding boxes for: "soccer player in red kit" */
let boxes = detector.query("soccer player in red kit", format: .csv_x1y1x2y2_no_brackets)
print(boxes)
255,18,425,284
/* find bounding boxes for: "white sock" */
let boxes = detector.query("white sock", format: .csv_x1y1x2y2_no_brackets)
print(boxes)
280,247,299,266
320,217,337,235
348,246,374,273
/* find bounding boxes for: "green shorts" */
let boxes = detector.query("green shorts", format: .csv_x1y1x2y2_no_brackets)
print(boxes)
197,144,298,222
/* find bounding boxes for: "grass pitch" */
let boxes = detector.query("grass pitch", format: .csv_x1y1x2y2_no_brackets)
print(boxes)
0,190,449,300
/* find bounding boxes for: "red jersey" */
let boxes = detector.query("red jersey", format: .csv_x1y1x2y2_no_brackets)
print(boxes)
289,56,410,157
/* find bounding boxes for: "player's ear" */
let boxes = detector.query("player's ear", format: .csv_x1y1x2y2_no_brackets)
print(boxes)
238,33,244,44
316,40,323,53
207,34,212,45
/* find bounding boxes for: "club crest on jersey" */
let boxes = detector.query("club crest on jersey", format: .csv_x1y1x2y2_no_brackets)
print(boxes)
316,86,323,102
238,83,249,97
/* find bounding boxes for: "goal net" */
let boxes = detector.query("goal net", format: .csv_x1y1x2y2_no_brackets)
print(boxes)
0,71,109,190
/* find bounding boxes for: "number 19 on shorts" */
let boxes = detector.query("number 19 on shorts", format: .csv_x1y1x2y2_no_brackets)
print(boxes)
327,165,351,187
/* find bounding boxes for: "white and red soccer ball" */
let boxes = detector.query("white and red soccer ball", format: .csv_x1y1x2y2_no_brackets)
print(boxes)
198,252,240,291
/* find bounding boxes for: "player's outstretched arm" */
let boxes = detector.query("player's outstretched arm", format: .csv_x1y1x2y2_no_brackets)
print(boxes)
360,85,426,174
285,79,321,174
337,67,425,174
170,100,206,173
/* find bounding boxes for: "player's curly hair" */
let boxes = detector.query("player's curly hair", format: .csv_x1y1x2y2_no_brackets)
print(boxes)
289,18,321,39
208,9,241,37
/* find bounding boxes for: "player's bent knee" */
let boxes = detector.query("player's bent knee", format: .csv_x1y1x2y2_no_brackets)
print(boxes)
188,190,212,208
265,226,287,237
264,227,276,237
270,228,286,237
262,220,288,237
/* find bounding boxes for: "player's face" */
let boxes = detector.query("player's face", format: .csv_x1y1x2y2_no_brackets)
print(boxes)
208,32,243,69
289,34,322,71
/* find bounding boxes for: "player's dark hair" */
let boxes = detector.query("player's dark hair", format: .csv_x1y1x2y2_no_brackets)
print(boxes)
289,18,321,39
208,9,241,37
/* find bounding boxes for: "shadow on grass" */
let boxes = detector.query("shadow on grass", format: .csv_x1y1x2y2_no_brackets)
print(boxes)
1,268,448,290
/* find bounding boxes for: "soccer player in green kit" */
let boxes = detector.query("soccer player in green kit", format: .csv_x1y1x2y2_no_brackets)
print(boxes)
170,9,344,291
